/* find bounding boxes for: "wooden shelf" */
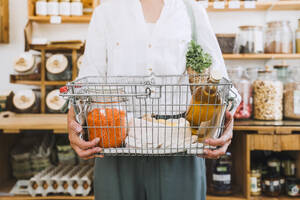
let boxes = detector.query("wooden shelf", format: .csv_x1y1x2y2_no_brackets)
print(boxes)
250,196,300,200
223,54,300,60
28,16,92,23
9,80,41,85
207,194,246,200
206,1,300,12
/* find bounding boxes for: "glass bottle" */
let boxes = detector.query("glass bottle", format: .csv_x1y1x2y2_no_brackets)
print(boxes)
265,21,293,53
234,26,264,54
250,169,262,196
297,19,300,54
48,0,59,16
71,0,83,16
36,0,48,16
211,152,232,195
59,0,71,16
253,70,283,120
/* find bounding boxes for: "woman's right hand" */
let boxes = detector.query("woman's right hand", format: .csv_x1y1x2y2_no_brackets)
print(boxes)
68,106,103,160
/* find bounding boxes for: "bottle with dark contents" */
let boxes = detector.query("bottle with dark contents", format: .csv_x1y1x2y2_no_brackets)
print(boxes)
286,177,300,197
250,169,262,196
263,174,281,197
211,152,232,195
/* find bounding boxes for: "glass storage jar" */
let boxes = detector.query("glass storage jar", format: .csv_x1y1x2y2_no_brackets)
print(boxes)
234,26,264,54
59,0,71,16
274,64,289,83
251,169,262,196
13,52,41,75
46,89,67,113
265,21,293,54
253,70,283,120
211,152,232,195
13,90,40,113
228,67,252,119
282,158,296,177
286,177,300,197
263,174,281,197
36,0,47,16
267,156,281,174
71,0,83,16
284,67,300,119
46,54,72,81
48,0,59,16
297,19,300,53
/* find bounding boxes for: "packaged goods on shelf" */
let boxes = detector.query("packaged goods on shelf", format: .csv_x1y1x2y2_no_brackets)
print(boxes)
286,177,300,197
13,52,41,76
297,19,300,53
234,26,264,54
265,21,293,54
216,34,236,54
12,89,41,113
35,0,47,16
71,0,83,16
59,0,71,16
250,169,262,196
46,54,72,81
46,89,68,113
211,152,232,195
48,0,59,16
0,90,12,112
253,70,283,120
56,136,77,165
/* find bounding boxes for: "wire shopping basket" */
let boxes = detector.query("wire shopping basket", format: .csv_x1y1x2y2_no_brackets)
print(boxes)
60,74,235,156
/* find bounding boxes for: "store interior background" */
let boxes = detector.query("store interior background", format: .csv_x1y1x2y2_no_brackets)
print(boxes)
0,1,300,92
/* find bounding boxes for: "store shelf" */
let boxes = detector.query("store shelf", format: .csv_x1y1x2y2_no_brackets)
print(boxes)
249,196,300,200
207,194,246,200
205,1,300,12
28,15,92,23
223,54,300,60
0,113,67,134
9,80,41,86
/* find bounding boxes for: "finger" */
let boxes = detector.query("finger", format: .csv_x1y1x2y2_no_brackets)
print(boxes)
73,146,102,158
81,155,96,160
95,154,104,158
224,111,233,129
71,136,100,150
205,131,232,147
203,142,230,159
69,120,82,134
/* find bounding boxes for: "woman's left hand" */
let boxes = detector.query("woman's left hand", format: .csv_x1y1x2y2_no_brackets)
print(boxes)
201,111,233,159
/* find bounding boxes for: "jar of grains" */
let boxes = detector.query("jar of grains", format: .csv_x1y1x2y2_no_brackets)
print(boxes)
253,70,283,120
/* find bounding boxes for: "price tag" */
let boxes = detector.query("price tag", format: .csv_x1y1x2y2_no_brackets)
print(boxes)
50,16,62,24
213,1,225,9
198,0,209,8
244,1,256,9
229,1,240,9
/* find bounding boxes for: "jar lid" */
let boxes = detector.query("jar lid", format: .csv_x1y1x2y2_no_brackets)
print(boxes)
239,25,263,30
13,53,35,73
267,21,290,27
46,54,68,74
37,0,47,2
13,90,36,110
258,70,272,74
273,65,289,69
60,0,70,2
209,67,222,83
71,0,81,2
77,55,84,70
251,169,261,174
46,89,67,111
49,0,59,2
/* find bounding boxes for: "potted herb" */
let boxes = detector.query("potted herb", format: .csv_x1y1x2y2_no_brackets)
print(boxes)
186,40,212,84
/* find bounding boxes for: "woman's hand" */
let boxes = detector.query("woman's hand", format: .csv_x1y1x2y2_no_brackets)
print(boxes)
202,111,233,159
68,106,103,160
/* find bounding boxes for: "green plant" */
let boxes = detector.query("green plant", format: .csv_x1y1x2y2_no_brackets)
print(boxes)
186,40,212,74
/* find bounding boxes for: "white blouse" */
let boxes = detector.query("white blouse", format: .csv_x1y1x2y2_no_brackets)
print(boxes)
78,0,241,113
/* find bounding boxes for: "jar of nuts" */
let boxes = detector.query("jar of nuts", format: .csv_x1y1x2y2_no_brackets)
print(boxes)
253,70,283,120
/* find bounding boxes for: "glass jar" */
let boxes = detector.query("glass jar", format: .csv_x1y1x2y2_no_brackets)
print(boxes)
263,174,281,197
71,0,83,16
282,158,296,177
13,52,41,75
267,156,281,174
48,0,59,16
297,19,300,54
211,152,232,195
59,0,71,16
250,169,262,196
280,177,286,195
46,89,67,113
228,67,252,120
265,21,293,54
36,0,47,16
274,64,289,83
284,67,300,119
253,70,283,120
13,90,40,113
234,26,264,54
286,177,300,197
46,54,72,81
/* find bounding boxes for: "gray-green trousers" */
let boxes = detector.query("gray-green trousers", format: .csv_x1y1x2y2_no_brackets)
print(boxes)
94,156,206,200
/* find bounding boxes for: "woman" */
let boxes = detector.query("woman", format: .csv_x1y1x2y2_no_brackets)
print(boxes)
68,0,240,199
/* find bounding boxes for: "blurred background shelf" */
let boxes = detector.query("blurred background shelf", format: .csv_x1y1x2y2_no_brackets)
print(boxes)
223,54,300,60
28,16,92,23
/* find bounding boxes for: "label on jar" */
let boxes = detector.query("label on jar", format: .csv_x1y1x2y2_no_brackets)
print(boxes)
229,1,240,9
288,185,299,196
213,174,231,183
294,90,300,114
216,166,228,172
273,180,280,186
250,177,259,192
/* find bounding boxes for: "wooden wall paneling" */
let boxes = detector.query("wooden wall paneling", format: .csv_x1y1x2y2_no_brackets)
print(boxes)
0,0,9,43
41,49,46,113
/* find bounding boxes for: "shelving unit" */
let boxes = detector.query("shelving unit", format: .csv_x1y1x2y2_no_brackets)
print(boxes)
223,54,300,60
205,0,300,12
0,0,9,43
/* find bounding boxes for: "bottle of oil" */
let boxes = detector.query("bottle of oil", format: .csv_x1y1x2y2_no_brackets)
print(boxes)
186,69,222,137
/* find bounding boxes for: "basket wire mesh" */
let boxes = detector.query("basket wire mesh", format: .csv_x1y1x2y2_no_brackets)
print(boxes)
61,74,233,156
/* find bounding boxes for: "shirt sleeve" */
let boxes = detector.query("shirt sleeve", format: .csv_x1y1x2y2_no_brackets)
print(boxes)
191,2,241,114
77,6,107,79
